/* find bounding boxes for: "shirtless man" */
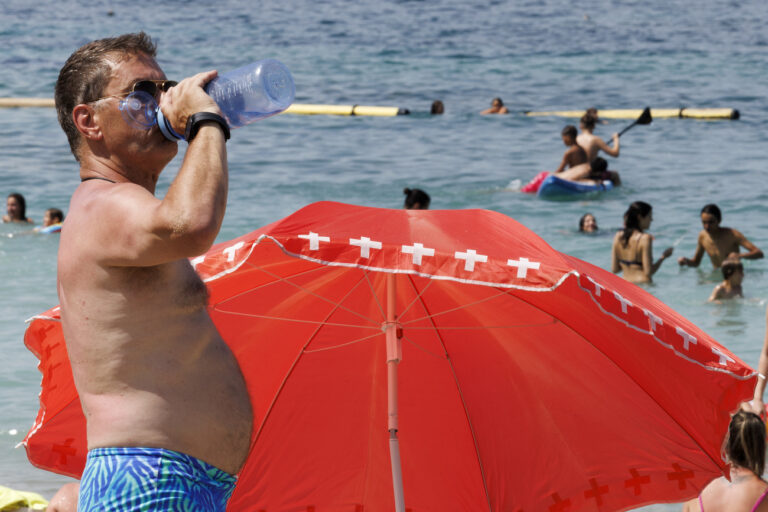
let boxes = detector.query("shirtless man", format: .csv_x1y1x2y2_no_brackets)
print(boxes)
678,204,763,269
553,125,588,173
54,33,252,510
577,111,619,162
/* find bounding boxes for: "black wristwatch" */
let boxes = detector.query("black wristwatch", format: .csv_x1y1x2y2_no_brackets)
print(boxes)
185,112,231,142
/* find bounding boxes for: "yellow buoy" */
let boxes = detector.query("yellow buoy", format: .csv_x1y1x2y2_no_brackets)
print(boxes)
523,107,739,120
284,103,408,116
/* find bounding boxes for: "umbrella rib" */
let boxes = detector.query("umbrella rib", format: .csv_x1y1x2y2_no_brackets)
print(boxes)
397,278,434,319
248,271,386,447
303,331,382,353
362,269,387,323
403,275,494,512
399,287,518,327
488,284,727,474
215,260,381,327
208,308,381,331
403,320,557,331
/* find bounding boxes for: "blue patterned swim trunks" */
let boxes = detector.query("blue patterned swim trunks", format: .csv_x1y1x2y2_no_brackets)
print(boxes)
78,447,237,511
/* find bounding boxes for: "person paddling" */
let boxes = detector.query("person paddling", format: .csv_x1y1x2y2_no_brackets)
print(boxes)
577,111,619,163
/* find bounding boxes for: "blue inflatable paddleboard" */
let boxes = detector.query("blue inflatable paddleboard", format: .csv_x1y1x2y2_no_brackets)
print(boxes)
536,174,614,199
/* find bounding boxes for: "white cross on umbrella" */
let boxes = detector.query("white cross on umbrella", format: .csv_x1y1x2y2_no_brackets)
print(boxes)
506,257,541,278
299,231,331,250
454,249,488,271
350,236,383,258
402,243,435,265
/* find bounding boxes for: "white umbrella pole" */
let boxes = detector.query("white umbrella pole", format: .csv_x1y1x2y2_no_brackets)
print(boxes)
386,274,405,512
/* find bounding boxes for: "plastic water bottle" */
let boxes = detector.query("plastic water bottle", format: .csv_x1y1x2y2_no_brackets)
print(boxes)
151,59,295,141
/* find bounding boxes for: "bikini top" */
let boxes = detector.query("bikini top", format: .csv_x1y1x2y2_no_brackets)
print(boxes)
699,487,768,512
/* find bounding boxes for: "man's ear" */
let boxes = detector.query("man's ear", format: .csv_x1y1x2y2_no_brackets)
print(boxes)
72,104,103,141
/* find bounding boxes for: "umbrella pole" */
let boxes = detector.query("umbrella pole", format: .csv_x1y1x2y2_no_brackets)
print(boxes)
386,274,406,512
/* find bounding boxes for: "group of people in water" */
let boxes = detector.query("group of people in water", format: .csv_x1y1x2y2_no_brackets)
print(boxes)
3,192,64,232
579,202,763,303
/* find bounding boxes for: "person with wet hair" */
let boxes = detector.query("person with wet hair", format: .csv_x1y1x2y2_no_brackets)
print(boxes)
480,97,509,115
682,411,768,512
611,201,673,283
403,188,430,210
679,203,763,268
579,213,598,233
3,192,34,223
430,100,444,115
708,257,744,302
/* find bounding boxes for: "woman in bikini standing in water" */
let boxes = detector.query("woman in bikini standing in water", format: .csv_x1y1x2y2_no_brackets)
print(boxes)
611,201,673,283
682,410,768,512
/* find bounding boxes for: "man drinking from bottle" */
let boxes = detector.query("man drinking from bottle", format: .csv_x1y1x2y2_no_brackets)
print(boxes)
54,32,251,511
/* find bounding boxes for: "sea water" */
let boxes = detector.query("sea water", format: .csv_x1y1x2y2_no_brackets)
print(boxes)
1,1,767,509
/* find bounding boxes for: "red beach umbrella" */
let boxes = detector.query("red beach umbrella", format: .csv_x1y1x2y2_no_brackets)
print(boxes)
24,201,755,511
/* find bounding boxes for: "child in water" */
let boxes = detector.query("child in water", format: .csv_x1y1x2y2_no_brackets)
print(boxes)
708,258,744,302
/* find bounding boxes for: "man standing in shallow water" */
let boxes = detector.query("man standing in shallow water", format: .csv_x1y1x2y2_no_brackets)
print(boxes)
678,203,763,269
54,33,252,510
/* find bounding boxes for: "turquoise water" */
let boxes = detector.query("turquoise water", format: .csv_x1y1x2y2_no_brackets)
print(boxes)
1,1,767,509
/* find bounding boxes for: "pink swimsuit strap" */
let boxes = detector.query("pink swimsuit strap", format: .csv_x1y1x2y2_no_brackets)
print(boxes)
752,487,768,512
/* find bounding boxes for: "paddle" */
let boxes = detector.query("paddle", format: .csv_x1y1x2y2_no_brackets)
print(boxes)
615,106,652,138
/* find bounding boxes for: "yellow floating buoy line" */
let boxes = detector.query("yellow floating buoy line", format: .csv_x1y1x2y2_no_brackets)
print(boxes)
523,107,740,120
0,98,739,120
284,103,409,116
0,98,410,117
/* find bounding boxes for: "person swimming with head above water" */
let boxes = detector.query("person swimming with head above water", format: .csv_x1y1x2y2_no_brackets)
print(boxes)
611,201,673,284
480,97,509,115
3,192,34,224
679,203,763,269
579,213,598,233
403,187,430,210
708,257,744,302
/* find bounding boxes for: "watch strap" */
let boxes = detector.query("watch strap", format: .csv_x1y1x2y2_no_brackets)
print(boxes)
185,112,231,142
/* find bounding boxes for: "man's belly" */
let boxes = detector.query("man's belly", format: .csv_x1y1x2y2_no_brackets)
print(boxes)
76,337,253,475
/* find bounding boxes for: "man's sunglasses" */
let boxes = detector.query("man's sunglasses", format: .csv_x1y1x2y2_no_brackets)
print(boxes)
90,79,177,103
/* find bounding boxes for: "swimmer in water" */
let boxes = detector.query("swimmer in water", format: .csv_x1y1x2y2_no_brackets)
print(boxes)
579,213,598,233
480,97,509,115
34,208,65,233
678,204,763,268
403,187,430,210
611,201,673,284
708,258,744,302
3,192,34,224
